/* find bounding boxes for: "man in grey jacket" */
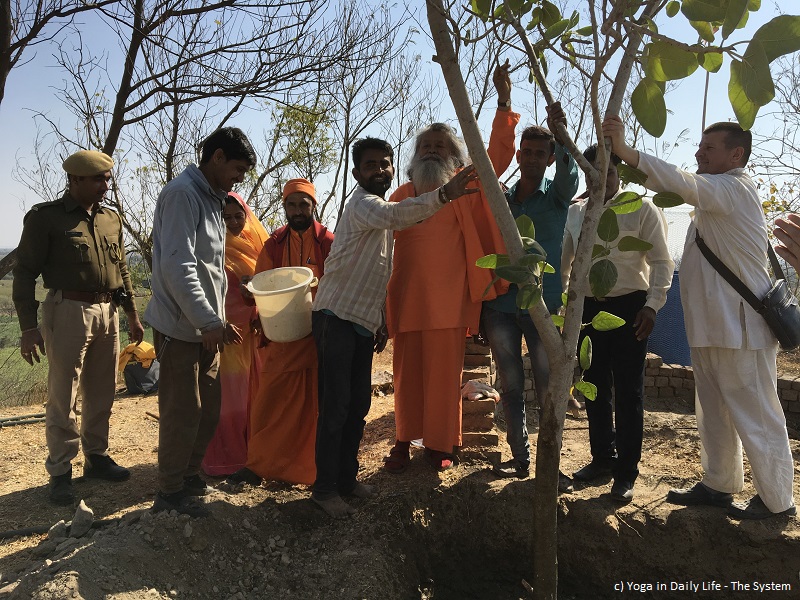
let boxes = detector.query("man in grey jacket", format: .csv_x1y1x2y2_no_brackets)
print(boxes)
146,127,254,517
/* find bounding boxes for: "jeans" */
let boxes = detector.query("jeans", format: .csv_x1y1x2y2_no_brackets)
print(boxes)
482,306,549,466
312,311,374,498
580,291,648,486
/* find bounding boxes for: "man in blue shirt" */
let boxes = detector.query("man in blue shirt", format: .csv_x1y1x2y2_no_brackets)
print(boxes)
483,102,578,486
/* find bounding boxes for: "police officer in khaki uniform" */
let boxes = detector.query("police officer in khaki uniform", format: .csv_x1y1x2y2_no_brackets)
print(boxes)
13,149,144,505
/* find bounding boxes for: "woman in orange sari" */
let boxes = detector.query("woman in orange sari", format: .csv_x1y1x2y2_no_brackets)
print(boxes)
201,192,269,476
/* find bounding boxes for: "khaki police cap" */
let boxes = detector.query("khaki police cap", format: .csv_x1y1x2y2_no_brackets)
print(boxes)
62,150,114,176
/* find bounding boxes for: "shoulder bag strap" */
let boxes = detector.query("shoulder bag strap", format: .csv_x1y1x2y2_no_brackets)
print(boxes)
767,244,787,281
694,230,764,312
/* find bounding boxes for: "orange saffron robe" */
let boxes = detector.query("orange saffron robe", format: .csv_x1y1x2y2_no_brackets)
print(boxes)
386,110,519,452
246,227,323,485
202,195,268,476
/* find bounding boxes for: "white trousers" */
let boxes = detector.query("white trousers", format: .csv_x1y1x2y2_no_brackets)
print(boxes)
693,344,795,512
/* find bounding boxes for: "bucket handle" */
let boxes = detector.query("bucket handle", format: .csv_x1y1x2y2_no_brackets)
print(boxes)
309,277,318,288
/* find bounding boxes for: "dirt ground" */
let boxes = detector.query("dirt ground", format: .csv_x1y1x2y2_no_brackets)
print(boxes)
1,343,800,600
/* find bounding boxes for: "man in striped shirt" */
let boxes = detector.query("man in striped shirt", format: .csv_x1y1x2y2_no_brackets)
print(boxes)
310,137,478,518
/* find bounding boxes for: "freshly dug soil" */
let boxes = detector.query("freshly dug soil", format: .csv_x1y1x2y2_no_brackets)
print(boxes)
1,346,799,599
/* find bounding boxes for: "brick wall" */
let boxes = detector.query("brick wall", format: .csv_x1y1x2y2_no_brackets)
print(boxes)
516,352,800,426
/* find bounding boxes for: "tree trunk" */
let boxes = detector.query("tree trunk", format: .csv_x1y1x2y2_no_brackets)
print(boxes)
425,3,569,598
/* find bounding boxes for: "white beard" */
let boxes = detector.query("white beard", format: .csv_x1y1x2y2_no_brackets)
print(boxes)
408,154,458,193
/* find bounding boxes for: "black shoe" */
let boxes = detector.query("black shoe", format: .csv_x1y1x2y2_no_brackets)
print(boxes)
558,471,574,494
49,470,74,505
611,480,634,502
572,459,615,482
727,495,797,520
152,490,210,518
491,459,529,479
226,467,262,486
83,454,130,481
666,482,733,507
183,474,211,496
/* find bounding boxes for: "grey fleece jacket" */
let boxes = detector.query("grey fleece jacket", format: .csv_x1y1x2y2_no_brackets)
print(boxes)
145,164,227,343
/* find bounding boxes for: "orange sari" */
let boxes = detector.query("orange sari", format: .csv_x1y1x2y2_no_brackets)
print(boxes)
202,193,268,476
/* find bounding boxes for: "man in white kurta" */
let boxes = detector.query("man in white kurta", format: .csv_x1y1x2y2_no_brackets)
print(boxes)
603,116,795,520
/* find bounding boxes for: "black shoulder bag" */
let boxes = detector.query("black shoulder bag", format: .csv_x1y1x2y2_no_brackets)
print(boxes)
695,230,800,351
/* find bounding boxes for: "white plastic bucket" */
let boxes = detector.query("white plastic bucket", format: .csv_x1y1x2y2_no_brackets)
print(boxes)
246,267,318,343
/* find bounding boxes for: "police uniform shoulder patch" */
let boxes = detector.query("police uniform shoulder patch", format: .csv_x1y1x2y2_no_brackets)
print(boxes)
30,198,65,212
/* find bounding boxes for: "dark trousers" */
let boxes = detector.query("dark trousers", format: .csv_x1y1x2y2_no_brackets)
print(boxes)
154,330,221,494
311,311,374,498
580,291,648,486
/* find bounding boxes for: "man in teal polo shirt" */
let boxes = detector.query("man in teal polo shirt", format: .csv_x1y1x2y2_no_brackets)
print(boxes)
482,102,578,486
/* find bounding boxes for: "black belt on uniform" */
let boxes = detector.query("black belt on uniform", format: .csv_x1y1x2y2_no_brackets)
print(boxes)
61,290,112,304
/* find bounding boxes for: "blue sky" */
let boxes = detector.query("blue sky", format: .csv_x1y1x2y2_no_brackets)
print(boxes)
0,1,788,248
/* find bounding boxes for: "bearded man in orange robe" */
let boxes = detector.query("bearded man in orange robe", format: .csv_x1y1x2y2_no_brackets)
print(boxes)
385,61,519,472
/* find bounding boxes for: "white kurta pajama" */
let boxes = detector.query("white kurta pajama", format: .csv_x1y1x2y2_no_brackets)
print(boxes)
637,153,795,513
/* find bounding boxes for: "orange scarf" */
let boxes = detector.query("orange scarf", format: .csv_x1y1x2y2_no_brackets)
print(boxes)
225,192,269,279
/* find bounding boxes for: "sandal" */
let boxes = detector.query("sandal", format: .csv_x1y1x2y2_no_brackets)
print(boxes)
424,448,455,472
383,441,410,474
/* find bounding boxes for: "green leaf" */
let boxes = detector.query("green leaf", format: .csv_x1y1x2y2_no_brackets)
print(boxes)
476,254,510,269
736,9,749,30
516,214,535,239
543,262,555,274
540,0,561,28
592,244,610,259
522,237,547,256
574,379,597,401
597,208,619,242
561,292,568,307
653,191,685,208
527,7,541,30
608,191,643,215
750,15,800,63
666,1,680,17
471,0,491,18
495,264,532,284
681,0,727,22
575,25,593,36
591,311,626,331
644,41,699,82
722,0,748,40
739,42,774,105
568,10,580,28
506,0,524,14
518,253,546,266
700,51,723,73
516,283,542,309
689,20,716,43
617,164,648,186
589,259,617,298
579,336,592,370
728,62,760,130
494,3,508,18
631,78,667,137
617,236,654,252
747,0,761,9
551,314,565,328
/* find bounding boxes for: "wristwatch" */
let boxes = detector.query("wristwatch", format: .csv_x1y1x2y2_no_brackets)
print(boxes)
498,99,511,108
